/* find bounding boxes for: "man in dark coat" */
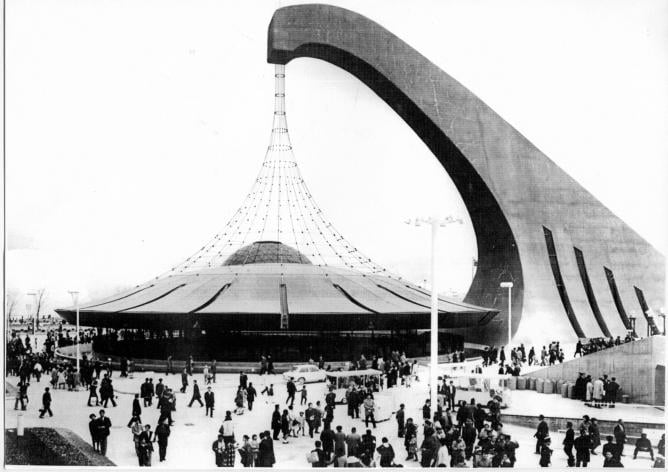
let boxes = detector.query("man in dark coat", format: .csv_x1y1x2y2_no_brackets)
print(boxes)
607,378,620,405
574,430,592,467
377,437,395,467
535,414,549,454
154,417,171,462
88,413,99,452
189,380,203,407
258,431,276,467
613,419,626,458
95,409,112,456
239,371,248,389
396,403,405,438
155,378,165,405
320,424,335,460
39,387,53,418
271,405,282,440
246,383,257,411
462,419,477,459
132,393,142,422
445,381,457,410
180,368,188,393
574,373,586,401
204,386,215,417
286,378,297,408
563,421,575,466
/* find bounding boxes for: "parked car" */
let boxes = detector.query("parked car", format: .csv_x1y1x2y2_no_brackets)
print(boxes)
283,364,327,384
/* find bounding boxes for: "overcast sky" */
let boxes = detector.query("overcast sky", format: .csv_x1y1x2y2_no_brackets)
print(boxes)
5,0,667,315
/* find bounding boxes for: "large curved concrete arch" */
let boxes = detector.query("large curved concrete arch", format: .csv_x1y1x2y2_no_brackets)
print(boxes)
267,4,665,344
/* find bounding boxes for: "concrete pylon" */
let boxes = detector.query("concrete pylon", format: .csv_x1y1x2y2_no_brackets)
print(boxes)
267,4,665,345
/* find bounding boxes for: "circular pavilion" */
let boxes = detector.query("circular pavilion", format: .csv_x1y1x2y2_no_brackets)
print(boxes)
56,65,497,362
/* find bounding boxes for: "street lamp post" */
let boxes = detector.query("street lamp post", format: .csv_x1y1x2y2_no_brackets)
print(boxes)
500,282,514,347
405,216,463,415
26,291,37,337
68,291,80,372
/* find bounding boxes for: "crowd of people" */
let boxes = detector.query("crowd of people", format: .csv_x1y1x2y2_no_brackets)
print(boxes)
6,329,664,468
574,336,633,358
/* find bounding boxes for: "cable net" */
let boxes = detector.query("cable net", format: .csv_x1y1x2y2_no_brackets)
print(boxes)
161,65,389,277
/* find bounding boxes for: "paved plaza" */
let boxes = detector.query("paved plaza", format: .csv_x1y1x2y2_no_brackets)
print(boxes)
5,363,663,468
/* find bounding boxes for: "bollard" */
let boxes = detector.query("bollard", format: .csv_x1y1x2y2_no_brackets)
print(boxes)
561,382,569,398
516,377,526,390
544,379,554,394
17,413,25,445
508,376,517,390
529,378,537,391
536,378,545,393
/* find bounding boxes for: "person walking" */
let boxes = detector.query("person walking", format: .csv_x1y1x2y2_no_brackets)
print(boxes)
574,430,592,467
211,359,217,383
300,385,308,406
39,387,53,418
204,386,215,418
189,380,204,407
320,423,335,461
246,382,257,411
613,419,626,458
14,380,28,410
590,418,601,455
166,355,173,376
154,418,171,462
539,437,553,467
563,421,575,466
180,368,188,393
286,378,297,408
363,395,376,429
132,393,142,423
535,414,549,454
96,409,112,456
88,379,99,406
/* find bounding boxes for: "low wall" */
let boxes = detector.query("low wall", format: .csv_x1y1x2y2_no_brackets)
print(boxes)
522,337,665,405
500,414,664,438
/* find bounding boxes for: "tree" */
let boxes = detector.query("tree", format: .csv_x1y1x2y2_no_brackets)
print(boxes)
34,288,47,318
5,291,19,321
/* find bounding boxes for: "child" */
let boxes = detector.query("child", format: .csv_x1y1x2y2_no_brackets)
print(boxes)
250,434,260,465
261,384,274,404
300,386,308,405
294,411,306,437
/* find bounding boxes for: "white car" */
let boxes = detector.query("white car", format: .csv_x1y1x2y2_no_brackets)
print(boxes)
283,364,327,384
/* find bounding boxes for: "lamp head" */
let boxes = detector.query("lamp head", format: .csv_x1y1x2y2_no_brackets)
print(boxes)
500,282,514,289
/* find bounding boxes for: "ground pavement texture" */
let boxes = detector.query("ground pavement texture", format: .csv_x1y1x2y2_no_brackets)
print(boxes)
4,366,662,468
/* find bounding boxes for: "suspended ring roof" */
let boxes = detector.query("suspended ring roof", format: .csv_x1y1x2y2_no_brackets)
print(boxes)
56,250,497,331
